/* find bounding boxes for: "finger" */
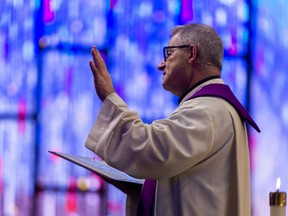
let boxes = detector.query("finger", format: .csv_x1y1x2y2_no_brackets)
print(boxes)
91,46,106,71
89,60,98,80
90,47,100,73
91,46,98,64
91,46,101,67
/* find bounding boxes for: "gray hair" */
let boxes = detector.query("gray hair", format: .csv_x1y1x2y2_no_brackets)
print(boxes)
171,24,224,71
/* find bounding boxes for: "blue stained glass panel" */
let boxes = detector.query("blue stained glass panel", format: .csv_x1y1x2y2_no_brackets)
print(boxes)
222,58,248,106
0,0,252,215
38,50,102,187
0,0,37,114
188,0,249,56
108,0,181,123
40,0,108,48
251,0,288,215
0,120,35,216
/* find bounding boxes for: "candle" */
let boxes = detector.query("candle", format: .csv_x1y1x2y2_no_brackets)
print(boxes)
270,177,286,216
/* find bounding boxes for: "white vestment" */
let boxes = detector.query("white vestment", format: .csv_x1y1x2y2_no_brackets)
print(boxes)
85,79,251,216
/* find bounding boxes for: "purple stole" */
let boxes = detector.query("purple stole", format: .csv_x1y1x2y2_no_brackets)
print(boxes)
137,83,260,216
188,84,260,132
137,180,156,216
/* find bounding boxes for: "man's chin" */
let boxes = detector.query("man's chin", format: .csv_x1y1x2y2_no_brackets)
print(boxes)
162,83,170,92
162,83,179,96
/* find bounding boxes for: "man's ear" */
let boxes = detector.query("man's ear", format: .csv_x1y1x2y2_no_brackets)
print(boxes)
188,44,197,63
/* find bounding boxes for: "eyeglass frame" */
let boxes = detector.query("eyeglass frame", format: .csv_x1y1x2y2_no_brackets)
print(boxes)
163,45,190,62
162,44,222,70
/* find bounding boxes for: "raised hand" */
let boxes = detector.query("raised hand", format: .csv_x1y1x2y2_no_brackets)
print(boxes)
89,46,115,101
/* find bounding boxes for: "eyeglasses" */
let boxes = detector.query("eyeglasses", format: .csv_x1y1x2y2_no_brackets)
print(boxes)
163,45,190,62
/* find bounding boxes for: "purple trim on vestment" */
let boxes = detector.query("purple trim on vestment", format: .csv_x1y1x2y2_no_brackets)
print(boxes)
188,83,260,132
137,180,156,216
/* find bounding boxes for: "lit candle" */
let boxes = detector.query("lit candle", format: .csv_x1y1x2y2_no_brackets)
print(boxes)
270,177,286,216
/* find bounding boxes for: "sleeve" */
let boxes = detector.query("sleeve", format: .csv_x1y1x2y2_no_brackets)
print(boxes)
85,93,222,180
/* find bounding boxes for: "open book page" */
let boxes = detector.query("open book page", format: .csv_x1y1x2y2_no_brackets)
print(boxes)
49,151,144,185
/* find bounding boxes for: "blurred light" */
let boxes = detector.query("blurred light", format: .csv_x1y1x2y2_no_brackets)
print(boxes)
237,2,249,22
43,0,55,23
77,177,89,191
22,40,34,62
215,8,227,26
12,0,24,7
70,19,83,33
153,10,166,23
282,102,288,126
139,2,153,17
218,0,236,6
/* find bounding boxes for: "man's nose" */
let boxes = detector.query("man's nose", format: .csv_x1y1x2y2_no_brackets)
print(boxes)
158,60,166,71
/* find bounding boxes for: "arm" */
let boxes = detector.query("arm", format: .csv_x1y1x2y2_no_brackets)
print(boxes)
86,94,222,180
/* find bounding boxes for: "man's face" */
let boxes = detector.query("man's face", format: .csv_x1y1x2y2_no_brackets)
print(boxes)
158,34,193,96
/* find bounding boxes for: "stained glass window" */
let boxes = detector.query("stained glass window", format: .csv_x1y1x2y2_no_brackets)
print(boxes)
0,0,37,114
0,0,37,215
0,120,35,216
250,0,288,215
40,0,108,48
0,0,253,215
37,50,102,187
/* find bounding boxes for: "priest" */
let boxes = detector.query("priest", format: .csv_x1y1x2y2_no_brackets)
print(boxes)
85,23,260,216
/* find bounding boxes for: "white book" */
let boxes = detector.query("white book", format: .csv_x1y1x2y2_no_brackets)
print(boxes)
49,151,144,185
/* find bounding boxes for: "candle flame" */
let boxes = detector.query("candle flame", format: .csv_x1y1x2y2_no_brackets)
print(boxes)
276,177,281,190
